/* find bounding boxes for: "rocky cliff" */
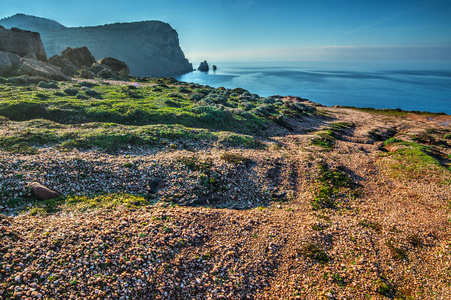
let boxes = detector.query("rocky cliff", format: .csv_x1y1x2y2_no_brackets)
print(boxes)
0,14,193,77
0,26,47,61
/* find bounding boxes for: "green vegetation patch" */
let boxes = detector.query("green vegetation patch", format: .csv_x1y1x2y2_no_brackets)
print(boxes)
386,240,407,261
297,243,331,264
359,220,382,233
220,152,251,165
0,118,267,152
0,79,316,138
382,138,449,179
311,163,358,210
28,193,148,215
311,122,354,150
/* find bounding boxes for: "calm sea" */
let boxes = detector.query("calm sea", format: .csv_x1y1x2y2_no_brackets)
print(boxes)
176,61,451,114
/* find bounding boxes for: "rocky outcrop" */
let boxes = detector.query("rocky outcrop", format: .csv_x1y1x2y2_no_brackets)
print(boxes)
49,54,77,76
198,61,209,72
1,49,68,80
0,27,47,61
0,14,193,77
17,56,69,81
98,57,130,76
61,46,96,69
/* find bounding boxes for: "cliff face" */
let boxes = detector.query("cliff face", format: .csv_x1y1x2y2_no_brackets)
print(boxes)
0,14,193,77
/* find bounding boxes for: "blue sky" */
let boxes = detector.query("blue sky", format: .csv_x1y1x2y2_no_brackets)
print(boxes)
1,0,450,62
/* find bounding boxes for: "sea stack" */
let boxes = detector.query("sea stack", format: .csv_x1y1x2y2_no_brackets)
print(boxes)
198,60,209,71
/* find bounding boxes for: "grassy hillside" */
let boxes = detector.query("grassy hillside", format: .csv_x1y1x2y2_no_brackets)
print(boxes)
0,77,450,299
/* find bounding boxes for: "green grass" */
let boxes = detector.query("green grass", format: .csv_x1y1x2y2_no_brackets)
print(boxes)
382,138,450,179
311,130,336,150
297,243,331,264
0,78,314,152
311,163,358,210
0,78,315,137
0,120,266,152
386,240,407,261
311,122,354,150
359,220,382,233
219,152,251,165
341,106,447,116
27,193,149,215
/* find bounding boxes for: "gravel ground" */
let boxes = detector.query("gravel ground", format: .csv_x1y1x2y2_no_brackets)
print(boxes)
1,108,451,299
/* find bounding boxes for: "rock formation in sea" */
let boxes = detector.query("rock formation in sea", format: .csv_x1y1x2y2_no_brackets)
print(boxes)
198,60,209,72
0,14,193,77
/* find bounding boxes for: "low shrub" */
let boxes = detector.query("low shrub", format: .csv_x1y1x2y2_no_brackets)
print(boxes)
85,89,102,99
193,105,233,123
34,93,49,100
190,93,203,102
64,88,78,96
76,93,89,100
79,81,98,88
7,75,29,85
38,81,59,89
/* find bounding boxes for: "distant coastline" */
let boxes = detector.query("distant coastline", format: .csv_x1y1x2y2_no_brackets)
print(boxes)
177,61,451,114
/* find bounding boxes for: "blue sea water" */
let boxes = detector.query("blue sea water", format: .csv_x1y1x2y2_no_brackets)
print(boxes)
176,61,451,114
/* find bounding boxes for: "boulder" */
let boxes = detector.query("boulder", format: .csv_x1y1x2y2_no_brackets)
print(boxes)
0,51,13,76
6,52,20,66
97,57,130,76
23,52,37,60
212,65,217,70
29,182,60,200
17,57,69,81
0,27,47,61
198,60,209,72
61,46,96,69
98,68,116,79
90,62,110,75
49,54,77,76
0,52,21,76
79,67,95,79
